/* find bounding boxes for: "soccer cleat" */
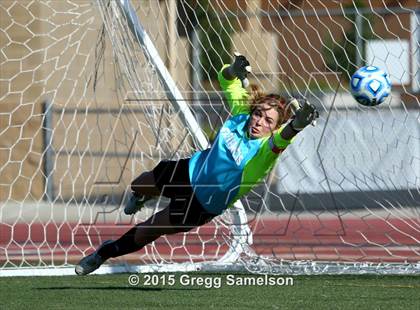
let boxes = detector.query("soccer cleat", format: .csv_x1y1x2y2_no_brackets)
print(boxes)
124,193,148,215
75,240,113,275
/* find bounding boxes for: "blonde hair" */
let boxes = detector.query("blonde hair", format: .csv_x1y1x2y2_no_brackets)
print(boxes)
249,85,292,127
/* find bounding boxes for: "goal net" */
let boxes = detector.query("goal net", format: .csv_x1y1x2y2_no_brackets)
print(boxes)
0,0,419,276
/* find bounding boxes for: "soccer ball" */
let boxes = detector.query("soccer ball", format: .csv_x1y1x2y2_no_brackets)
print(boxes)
350,66,391,106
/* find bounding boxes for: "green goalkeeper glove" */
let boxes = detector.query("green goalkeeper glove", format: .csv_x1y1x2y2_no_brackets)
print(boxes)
223,52,252,88
289,98,319,131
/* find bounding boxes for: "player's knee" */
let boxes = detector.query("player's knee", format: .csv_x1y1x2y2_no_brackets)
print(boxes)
130,179,140,193
131,171,152,193
130,180,139,193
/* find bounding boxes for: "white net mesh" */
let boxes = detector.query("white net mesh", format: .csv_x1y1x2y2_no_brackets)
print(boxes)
0,0,419,275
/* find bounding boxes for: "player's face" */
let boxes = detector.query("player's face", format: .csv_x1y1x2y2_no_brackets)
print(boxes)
248,103,280,139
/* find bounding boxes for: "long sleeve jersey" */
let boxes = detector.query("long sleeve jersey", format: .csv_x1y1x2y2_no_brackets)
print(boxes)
188,65,293,215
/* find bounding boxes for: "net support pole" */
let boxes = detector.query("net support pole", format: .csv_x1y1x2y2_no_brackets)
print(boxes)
191,27,201,115
411,11,419,93
42,99,54,202
115,0,253,264
166,0,176,77
355,13,363,68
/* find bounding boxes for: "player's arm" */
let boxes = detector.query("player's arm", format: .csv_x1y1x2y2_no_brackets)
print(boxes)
271,99,319,152
218,53,251,116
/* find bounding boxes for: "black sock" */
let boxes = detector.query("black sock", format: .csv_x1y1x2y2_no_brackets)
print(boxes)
97,226,142,260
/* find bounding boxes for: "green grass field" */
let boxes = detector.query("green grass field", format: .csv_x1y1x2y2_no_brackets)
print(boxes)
1,273,419,309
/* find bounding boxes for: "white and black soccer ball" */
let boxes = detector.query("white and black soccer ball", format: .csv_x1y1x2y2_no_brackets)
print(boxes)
350,66,392,106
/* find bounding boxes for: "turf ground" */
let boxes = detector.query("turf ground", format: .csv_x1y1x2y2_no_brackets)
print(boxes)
1,273,419,309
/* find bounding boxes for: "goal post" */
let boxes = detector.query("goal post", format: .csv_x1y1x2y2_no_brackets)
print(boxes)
0,0,419,277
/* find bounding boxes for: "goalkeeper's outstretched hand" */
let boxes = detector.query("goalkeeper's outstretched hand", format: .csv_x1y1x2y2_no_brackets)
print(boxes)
223,52,252,88
289,98,319,131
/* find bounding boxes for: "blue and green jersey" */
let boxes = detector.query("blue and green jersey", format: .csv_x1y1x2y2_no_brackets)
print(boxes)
188,65,293,215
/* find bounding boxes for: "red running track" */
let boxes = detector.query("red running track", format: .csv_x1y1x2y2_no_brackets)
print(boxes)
1,216,419,265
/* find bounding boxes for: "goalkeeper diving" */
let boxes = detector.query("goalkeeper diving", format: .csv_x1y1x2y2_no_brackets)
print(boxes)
75,53,319,275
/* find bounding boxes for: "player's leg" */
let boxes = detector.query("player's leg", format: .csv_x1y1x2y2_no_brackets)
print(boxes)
124,170,161,215
100,194,214,259
99,205,193,258
75,204,204,275
75,158,211,275
75,207,171,275
125,159,183,215
131,170,161,197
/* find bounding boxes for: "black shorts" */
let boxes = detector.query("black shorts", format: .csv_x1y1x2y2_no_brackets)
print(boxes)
152,158,216,227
